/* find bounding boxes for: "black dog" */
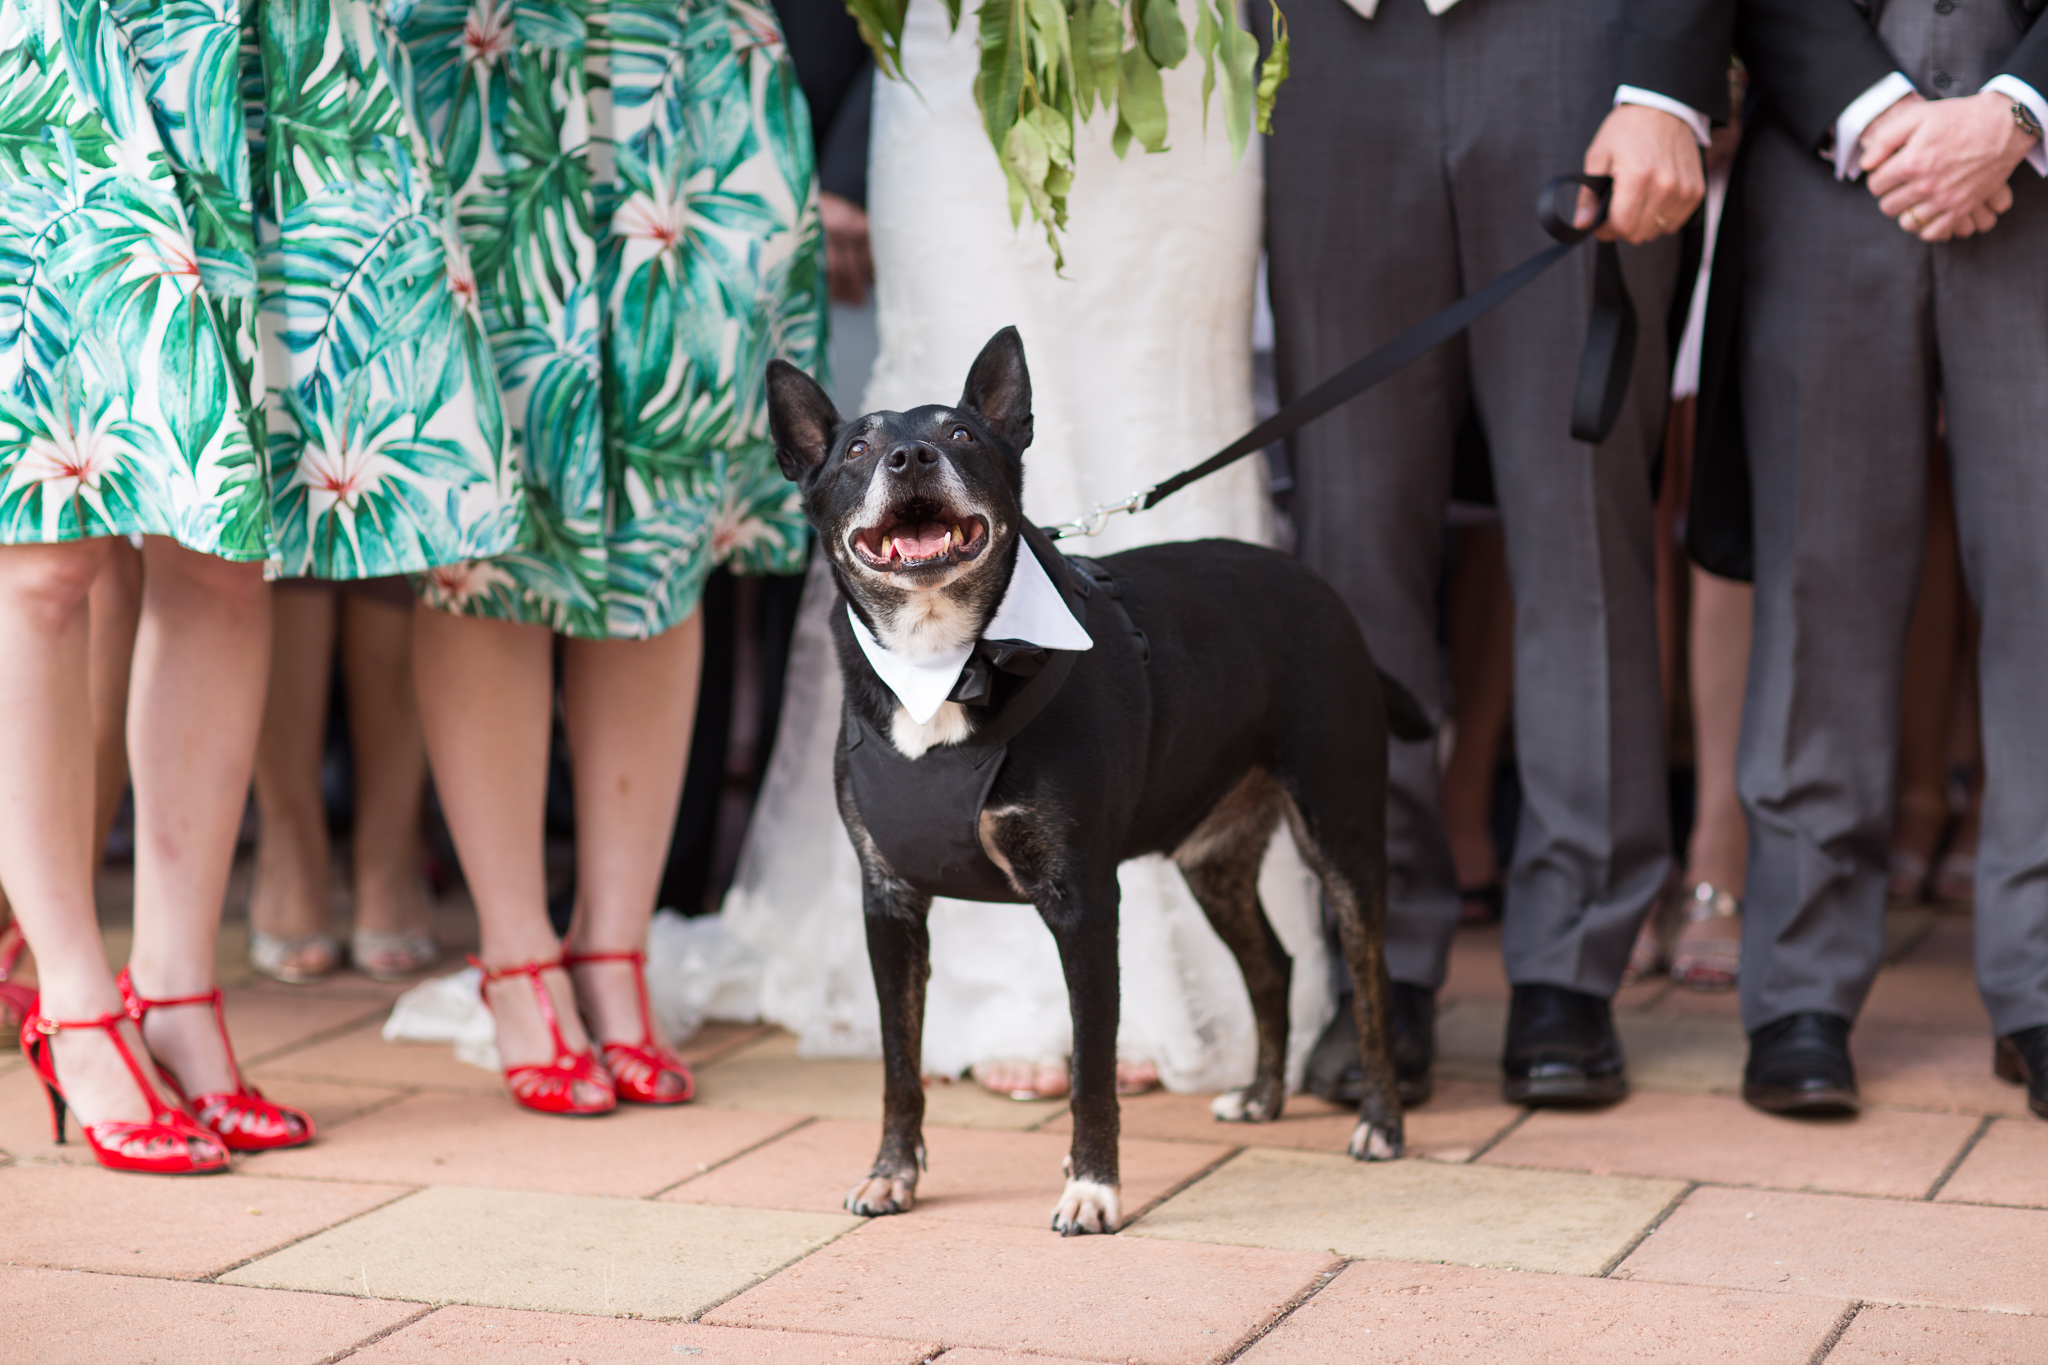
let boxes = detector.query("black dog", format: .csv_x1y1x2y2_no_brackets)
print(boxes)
766,327,1428,1235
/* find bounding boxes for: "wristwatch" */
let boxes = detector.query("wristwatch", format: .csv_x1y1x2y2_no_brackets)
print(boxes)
2014,100,2043,142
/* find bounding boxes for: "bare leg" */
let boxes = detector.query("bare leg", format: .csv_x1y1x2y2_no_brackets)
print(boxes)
0,539,162,1126
1668,567,1753,990
1684,567,1753,894
89,538,141,859
125,538,269,1096
1892,453,1962,898
1438,524,1513,906
414,606,603,1101
340,594,433,967
249,587,340,980
560,613,701,1056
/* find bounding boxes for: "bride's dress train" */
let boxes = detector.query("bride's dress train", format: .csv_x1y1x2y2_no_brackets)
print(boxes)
722,0,1333,1093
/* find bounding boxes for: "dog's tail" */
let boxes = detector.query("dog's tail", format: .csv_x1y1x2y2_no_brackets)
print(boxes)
1379,670,1434,743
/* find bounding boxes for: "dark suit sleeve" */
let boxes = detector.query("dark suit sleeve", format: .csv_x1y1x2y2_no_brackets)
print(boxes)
818,62,873,207
1996,20,2048,102
1618,0,1738,123
1733,0,1897,151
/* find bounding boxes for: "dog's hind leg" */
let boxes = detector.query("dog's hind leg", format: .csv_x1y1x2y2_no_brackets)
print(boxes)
1036,871,1124,1235
1174,770,1291,1124
1281,785,1404,1161
846,873,935,1216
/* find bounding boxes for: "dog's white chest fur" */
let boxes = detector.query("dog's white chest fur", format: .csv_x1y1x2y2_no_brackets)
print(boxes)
889,701,971,758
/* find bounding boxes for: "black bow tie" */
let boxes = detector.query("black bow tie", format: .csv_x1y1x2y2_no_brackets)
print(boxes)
947,638,1051,706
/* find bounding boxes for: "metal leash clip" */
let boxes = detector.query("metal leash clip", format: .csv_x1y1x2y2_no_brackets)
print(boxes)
1046,487,1153,541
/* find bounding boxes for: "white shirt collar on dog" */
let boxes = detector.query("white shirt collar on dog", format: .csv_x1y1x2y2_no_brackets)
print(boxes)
848,541,1094,725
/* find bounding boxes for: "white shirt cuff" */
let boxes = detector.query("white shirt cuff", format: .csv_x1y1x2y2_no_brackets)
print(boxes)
1833,71,1917,180
1613,86,1712,147
1982,74,2048,176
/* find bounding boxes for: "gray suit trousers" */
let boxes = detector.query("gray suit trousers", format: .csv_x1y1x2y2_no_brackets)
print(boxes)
1739,121,2048,1038
1265,0,1677,993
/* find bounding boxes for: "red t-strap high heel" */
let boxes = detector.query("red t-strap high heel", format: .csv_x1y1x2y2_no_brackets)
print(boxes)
562,948,695,1104
117,970,314,1152
470,955,617,1116
20,1006,230,1174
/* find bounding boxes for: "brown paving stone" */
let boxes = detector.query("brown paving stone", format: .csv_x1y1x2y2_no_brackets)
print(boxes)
352,1305,936,1363
1853,1025,2034,1117
249,1076,412,1134
222,1184,858,1318
1440,924,1509,1005
239,1090,805,1197
219,981,407,1064
1936,1117,2048,1209
248,1020,506,1094
930,1352,1108,1365
0,1264,418,1365
1042,1080,1519,1163
663,1118,1229,1227
1126,1146,1683,1276
704,1217,1335,1365
1828,1304,2048,1363
1234,1260,1849,1364
695,1031,1066,1130
1614,1185,2048,1312
677,1021,775,1068
1481,1090,1977,1198
0,1163,411,1279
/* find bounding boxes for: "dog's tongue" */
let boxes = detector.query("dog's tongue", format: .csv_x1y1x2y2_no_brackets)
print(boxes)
893,522,952,559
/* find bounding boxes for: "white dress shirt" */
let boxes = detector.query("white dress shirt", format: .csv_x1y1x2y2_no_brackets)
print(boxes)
1832,70,2048,180
848,547,1095,724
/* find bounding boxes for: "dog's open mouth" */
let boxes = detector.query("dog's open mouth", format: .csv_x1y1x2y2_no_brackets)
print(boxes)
851,503,988,571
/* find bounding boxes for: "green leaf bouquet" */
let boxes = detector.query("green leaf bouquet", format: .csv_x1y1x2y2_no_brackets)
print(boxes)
845,0,1288,267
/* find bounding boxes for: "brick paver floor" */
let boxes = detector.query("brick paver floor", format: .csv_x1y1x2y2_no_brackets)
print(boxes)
2,886,2042,1363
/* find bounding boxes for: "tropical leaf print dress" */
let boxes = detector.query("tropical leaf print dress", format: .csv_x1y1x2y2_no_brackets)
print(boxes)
404,0,825,640
0,0,519,576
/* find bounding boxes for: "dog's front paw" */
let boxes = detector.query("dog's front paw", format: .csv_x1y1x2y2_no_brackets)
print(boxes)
1050,1178,1121,1236
845,1172,918,1216
1209,1079,1285,1124
1347,1119,1403,1161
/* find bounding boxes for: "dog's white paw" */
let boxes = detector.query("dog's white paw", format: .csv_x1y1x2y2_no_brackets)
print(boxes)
1050,1178,1121,1236
1210,1084,1281,1123
1347,1120,1402,1161
845,1173,918,1216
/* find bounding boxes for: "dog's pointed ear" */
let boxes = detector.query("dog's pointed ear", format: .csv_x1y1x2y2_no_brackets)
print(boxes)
767,360,839,481
958,326,1033,452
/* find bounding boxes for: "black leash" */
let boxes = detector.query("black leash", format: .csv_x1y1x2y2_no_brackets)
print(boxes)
1049,174,1636,540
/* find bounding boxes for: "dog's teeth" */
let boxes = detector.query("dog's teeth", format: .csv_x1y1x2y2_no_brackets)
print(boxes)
949,524,962,546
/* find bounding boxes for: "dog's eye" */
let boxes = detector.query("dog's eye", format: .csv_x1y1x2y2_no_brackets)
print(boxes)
848,440,868,456
950,426,972,442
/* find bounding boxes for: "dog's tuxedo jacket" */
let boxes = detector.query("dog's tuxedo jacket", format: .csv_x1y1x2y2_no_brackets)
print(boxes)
844,522,1143,903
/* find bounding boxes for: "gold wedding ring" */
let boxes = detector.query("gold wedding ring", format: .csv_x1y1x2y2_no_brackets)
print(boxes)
1903,208,1923,231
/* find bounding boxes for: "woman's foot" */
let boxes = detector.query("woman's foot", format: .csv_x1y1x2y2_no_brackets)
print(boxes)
475,957,615,1114
350,853,438,982
1888,791,1948,902
131,980,242,1101
248,826,338,984
1670,883,1741,991
250,930,340,984
563,949,693,1103
1115,1058,1161,1096
972,1058,1070,1100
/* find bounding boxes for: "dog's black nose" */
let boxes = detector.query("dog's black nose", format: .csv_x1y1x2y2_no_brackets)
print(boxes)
885,443,940,473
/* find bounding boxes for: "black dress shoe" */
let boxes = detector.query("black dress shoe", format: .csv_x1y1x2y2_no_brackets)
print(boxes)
1743,1012,1858,1117
1501,983,1627,1107
1994,1024,2048,1120
1305,983,1435,1107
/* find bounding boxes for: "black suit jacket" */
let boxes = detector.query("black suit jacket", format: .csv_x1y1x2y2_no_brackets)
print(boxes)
772,0,874,206
1689,0,2048,580
1622,0,1740,121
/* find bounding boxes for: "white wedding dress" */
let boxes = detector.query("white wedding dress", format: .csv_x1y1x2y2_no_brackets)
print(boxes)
723,0,1333,1093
